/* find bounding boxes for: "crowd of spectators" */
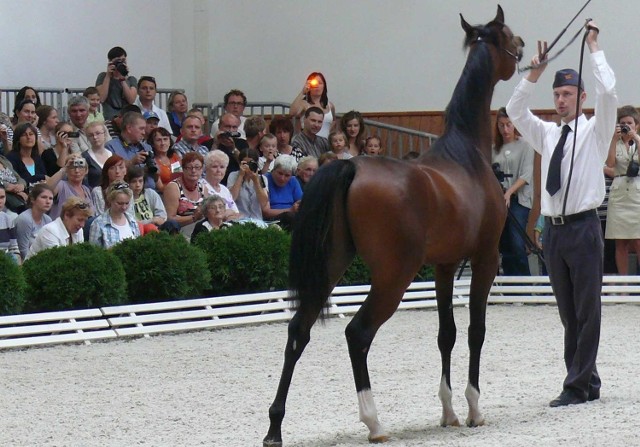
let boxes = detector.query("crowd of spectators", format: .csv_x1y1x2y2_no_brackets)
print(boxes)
0,47,386,266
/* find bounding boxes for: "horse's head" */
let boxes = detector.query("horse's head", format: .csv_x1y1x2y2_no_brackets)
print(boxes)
460,5,524,82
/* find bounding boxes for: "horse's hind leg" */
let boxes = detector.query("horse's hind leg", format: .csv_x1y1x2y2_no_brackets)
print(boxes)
264,308,321,447
345,269,416,443
435,263,462,427
464,255,498,427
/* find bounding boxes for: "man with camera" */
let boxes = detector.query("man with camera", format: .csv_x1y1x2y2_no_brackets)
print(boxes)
506,21,617,408
105,111,156,189
96,46,138,121
604,105,640,275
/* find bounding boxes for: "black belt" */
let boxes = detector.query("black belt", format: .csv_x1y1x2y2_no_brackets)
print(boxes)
545,209,597,226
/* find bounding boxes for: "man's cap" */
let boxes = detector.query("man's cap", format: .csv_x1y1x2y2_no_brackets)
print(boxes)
143,111,160,122
553,69,584,90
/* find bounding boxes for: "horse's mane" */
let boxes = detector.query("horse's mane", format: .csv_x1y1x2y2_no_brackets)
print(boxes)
426,25,497,170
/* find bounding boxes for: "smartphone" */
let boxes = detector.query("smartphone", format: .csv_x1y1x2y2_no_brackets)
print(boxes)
67,131,80,138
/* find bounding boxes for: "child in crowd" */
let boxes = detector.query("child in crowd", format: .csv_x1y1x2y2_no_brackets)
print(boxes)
319,152,337,166
258,133,278,174
534,214,547,275
328,130,352,159
83,87,104,124
126,166,167,234
0,184,21,264
363,136,383,156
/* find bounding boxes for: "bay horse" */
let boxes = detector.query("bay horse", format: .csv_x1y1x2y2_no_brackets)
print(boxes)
264,5,524,446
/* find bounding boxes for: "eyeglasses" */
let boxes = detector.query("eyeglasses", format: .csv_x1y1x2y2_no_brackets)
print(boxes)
227,101,245,107
87,131,105,138
183,164,203,171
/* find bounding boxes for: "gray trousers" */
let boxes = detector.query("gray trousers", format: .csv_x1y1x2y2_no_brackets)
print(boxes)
543,213,602,398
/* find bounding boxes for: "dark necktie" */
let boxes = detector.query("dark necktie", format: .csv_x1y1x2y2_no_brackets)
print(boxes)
546,124,571,196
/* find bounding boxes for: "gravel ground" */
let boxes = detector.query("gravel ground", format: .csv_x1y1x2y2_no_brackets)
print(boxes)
1,304,638,447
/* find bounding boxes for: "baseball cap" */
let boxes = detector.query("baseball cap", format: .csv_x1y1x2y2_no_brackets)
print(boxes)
553,69,584,90
143,111,160,122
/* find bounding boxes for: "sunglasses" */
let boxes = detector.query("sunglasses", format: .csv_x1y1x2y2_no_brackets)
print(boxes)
112,182,130,191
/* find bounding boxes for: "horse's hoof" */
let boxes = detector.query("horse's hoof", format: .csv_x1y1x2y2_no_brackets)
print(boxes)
263,437,283,447
440,417,461,427
368,434,390,443
465,417,485,427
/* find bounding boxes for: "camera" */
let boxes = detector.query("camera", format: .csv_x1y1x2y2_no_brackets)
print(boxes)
66,131,80,138
221,131,241,138
626,159,639,178
247,160,259,173
71,159,86,168
141,149,158,175
492,163,513,183
620,124,630,134
114,60,129,77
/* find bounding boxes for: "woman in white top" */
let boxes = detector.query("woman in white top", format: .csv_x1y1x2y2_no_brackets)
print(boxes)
203,150,241,221
290,72,335,139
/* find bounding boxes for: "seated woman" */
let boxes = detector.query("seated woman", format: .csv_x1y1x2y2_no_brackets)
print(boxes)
6,122,47,187
262,154,303,230
295,156,318,190
0,184,21,263
269,116,303,162
36,105,59,152
82,121,113,188
147,127,181,193
166,91,189,138
26,196,93,259
227,148,269,221
190,195,228,243
203,150,241,221
163,152,209,238
0,153,29,213
89,180,140,249
41,122,73,177
91,155,127,215
46,153,96,220
126,166,169,234
15,184,54,260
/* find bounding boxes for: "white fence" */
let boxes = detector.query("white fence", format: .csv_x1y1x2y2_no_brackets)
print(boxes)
2,276,639,349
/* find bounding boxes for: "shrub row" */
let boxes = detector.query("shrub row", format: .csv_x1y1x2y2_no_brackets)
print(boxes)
0,224,434,315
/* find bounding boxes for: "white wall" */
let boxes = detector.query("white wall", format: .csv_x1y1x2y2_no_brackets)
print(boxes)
1,0,636,113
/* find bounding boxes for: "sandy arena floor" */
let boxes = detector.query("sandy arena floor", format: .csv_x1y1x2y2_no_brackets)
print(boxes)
1,304,639,447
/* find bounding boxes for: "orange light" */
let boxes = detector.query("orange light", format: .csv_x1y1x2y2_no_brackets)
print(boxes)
309,78,319,87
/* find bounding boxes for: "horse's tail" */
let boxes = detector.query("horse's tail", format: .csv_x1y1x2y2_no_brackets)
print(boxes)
289,159,357,320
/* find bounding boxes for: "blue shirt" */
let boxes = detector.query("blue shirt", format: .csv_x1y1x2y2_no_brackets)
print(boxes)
266,174,303,209
105,137,155,189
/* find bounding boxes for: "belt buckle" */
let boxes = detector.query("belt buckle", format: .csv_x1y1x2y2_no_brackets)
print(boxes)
551,216,565,225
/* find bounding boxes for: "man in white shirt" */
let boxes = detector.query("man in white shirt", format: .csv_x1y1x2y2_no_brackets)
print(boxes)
210,89,247,138
134,76,172,134
506,21,617,407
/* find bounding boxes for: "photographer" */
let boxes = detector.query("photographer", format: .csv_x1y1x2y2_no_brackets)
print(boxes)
46,153,96,221
105,111,156,190
227,148,269,221
491,107,534,276
605,105,640,275
95,46,137,120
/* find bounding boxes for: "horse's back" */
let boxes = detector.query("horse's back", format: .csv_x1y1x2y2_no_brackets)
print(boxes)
347,156,504,265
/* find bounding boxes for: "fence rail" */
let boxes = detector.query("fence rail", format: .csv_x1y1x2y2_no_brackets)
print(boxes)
2,276,639,350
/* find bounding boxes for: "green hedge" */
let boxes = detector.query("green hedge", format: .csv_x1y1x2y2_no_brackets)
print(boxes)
0,252,26,315
194,223,290,295
112,232,211,303
22,243,127,312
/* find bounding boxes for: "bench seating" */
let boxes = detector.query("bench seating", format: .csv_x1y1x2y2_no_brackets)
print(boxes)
1,276,639,349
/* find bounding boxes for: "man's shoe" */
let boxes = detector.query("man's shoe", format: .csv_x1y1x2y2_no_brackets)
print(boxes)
587,387,600,401
549,389,586,407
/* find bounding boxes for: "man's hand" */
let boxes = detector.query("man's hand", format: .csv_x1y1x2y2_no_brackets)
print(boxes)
526,40,548,83
585,20,600,52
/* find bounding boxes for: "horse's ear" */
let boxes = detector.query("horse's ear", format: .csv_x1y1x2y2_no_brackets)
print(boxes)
494,5,505,24
460,13,474,36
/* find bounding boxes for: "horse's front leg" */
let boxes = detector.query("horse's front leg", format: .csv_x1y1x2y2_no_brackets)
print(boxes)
464,255,498,427
435,263,461,427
